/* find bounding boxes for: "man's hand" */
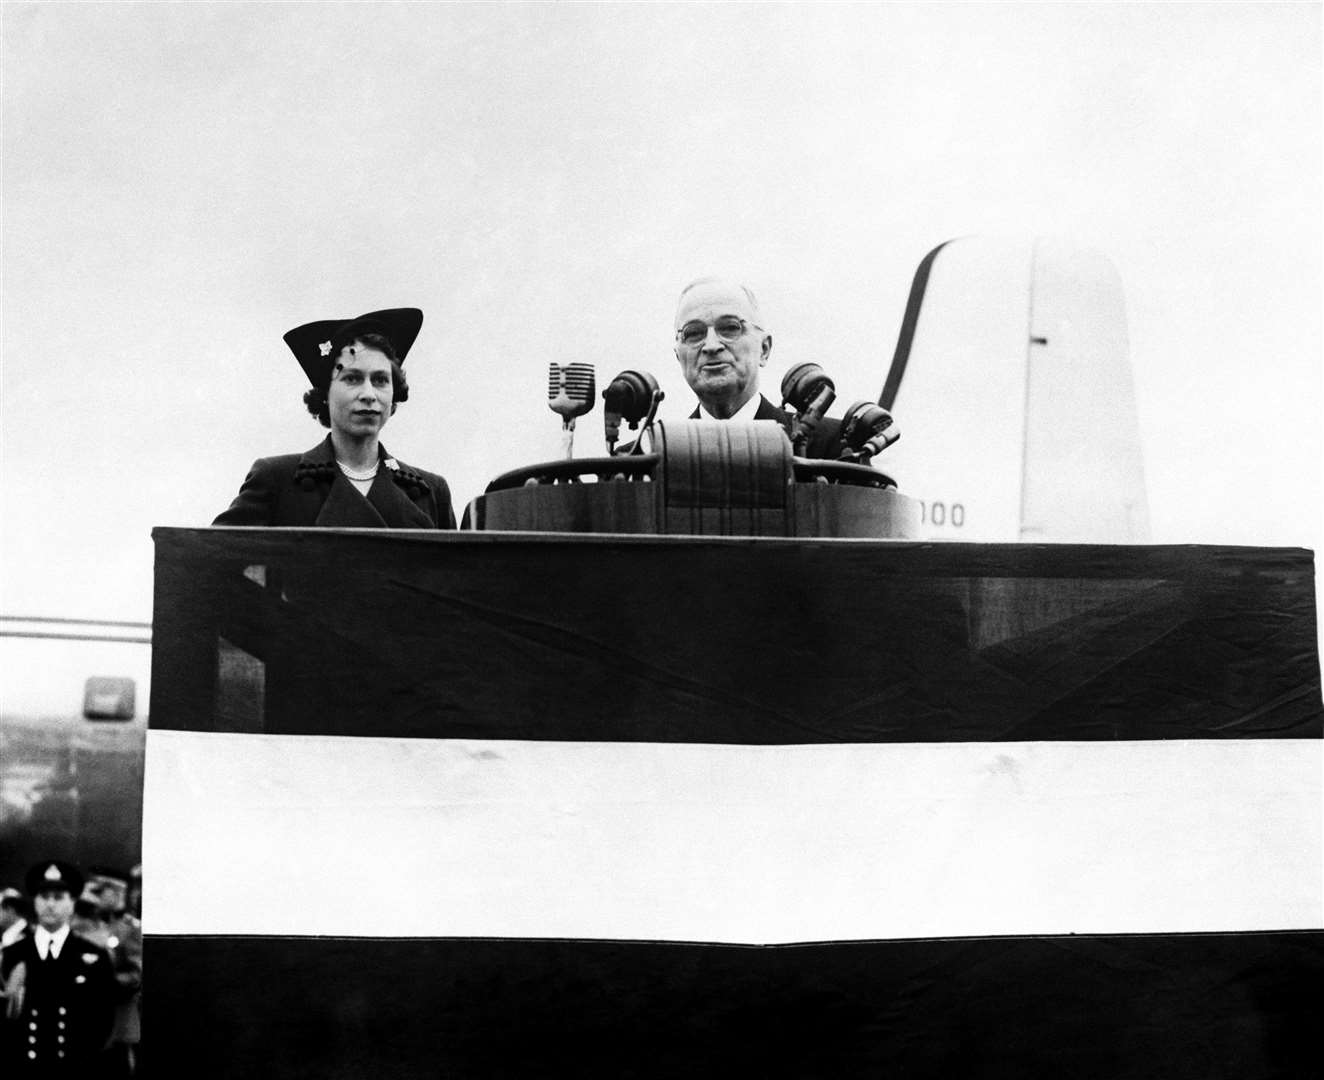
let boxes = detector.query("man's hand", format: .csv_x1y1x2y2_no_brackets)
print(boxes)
3,960,25,1020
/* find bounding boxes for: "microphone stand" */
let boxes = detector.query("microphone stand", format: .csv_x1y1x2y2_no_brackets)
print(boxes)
790,384,835,456
560,417,579,461
628,390,665,456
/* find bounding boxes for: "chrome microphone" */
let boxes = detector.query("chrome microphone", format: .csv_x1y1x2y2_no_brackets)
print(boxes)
780,362,836,455
547,362,595,458
839,400,900,462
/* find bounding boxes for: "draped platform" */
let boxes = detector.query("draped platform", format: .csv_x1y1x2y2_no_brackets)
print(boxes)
144,528,1322,1077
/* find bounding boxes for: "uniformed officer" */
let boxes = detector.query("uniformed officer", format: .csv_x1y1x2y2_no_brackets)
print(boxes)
1,861,116,1077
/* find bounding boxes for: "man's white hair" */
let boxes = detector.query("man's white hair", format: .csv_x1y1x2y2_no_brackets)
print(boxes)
674,277,765,330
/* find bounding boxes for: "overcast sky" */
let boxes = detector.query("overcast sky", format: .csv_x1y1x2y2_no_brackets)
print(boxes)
2,2,1320,633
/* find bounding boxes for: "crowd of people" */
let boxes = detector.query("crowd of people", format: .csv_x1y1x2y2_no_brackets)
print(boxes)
1,861,141,1078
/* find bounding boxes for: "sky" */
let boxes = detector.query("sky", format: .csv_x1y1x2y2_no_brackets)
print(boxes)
1,2,1320,640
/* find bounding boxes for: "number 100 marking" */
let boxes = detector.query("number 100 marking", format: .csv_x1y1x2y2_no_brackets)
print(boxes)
918,501,965,527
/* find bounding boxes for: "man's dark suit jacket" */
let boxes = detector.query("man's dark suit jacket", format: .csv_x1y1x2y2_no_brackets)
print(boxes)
213,436,457,528
690,394,845,460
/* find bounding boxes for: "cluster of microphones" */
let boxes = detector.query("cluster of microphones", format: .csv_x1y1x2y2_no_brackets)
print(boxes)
547,361,898,464
779,361,901,462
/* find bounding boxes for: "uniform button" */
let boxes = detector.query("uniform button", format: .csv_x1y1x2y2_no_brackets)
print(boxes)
58,1036,66,1044
29,1035,37,1043
29,1022,37,1030
58,1007,67,1015
58,1022,66,1029
28,1051,37,1059
58,1051,66,1059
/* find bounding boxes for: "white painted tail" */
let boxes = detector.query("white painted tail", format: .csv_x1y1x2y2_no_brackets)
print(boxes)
880,237,1149,542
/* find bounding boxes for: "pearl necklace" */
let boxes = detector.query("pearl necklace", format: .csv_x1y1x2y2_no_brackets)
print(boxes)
336,460,379,482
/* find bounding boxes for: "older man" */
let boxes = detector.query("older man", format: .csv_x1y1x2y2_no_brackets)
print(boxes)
672,277,842,456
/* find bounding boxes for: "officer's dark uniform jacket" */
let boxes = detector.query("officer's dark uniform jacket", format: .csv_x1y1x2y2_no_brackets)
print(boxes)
2,931,116,1075
213,435,457,529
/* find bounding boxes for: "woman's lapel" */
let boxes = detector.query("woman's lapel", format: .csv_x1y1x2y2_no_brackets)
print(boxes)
303,439,431,528
367,468,434,528
315,473,389,527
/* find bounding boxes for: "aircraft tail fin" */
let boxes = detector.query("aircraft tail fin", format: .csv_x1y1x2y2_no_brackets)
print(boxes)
880,236,1149,542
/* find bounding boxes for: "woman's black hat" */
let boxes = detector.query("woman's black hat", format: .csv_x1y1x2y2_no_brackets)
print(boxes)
283,308,424,387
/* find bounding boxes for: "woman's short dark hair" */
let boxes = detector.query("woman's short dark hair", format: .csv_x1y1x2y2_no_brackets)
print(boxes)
303,332,411,427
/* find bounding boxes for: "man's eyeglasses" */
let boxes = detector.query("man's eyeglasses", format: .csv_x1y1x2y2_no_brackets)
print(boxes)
676,316,760,347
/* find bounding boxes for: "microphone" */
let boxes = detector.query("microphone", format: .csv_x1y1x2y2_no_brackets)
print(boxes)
547,362,596,459
780,362,836,455
602,369,662,454
839,400,900,462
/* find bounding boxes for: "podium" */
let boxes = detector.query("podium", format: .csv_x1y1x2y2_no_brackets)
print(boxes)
468,419,921,537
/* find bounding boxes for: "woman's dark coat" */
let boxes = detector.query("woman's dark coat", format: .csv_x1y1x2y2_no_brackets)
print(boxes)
213,437,456,528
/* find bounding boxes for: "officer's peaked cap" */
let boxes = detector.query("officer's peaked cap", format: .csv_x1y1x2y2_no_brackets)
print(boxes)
25,860,84,898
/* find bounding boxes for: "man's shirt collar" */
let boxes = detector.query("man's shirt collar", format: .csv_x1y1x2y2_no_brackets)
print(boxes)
697,392,763,422
34,922,70,960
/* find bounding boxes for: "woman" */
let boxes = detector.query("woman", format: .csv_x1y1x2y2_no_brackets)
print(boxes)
214,307,457,528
